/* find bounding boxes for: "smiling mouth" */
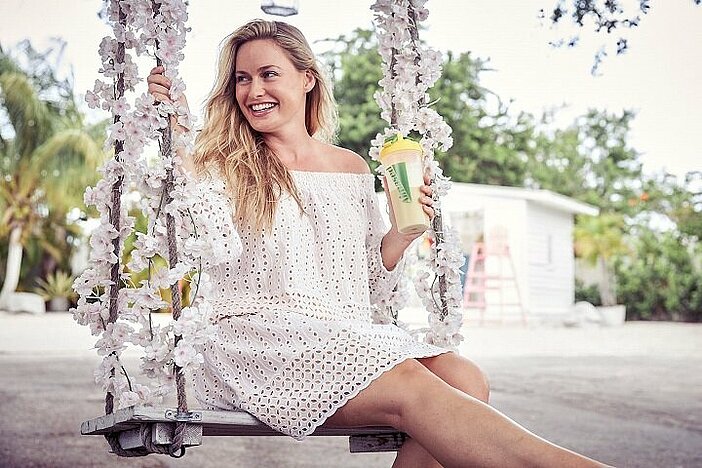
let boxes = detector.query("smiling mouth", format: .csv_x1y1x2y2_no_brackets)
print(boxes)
249,102,278,114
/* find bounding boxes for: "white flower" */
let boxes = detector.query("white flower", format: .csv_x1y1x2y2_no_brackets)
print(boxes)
98,36,117,60
131,285,168,310
94,354,119,386
113,96,130,116
173,342,203,369
85,90,101,109
144,340,173,364
118,390,141,408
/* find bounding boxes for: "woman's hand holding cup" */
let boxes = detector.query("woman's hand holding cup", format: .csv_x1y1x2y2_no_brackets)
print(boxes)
384,172,434,244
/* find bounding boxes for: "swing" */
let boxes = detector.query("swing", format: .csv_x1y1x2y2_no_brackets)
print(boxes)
81,406,406,455
78,0,461,458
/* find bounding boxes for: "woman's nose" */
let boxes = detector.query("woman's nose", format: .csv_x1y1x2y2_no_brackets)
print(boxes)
251,78,265,98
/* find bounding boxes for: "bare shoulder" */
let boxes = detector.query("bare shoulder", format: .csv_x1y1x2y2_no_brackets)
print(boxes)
327,145,371,174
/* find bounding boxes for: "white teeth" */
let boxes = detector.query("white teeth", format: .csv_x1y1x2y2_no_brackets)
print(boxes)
251,103,276,111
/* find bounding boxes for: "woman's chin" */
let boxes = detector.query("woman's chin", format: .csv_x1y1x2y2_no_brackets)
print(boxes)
247,119,275,134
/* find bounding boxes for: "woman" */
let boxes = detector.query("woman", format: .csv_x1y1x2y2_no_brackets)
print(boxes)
147,19,610,468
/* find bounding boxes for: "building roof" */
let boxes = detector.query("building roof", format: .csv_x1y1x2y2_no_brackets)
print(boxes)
445,182,600,216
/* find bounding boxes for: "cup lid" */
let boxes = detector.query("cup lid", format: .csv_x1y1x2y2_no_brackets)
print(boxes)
379,134,422,161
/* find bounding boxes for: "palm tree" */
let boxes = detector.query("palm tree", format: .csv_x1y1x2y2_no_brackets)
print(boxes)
0,41,107,309
574,213,629,307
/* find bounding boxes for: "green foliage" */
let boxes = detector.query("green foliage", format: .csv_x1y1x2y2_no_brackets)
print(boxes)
574,213,628,266
528,125,585,199
574,212,629,306
641,171,702,241
616,231,702,322
321,28,385,165
0,40,107,290
34,270,76,300
430,52,533,186
574,278,602,306
1,40,107,231
530,110,647,307
527,109,645,217
322,28,533,187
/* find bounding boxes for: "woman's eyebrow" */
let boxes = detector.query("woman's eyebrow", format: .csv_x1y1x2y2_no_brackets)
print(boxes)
235,65,280,75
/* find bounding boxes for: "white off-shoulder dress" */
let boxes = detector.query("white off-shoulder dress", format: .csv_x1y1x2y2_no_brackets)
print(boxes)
189,170,448,440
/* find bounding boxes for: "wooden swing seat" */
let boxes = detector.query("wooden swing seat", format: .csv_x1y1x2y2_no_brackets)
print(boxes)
81,405,406,454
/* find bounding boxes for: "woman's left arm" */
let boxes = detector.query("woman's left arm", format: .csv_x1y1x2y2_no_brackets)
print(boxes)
380,174,435,271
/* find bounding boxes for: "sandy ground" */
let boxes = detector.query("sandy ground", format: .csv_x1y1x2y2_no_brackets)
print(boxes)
0,310,701,468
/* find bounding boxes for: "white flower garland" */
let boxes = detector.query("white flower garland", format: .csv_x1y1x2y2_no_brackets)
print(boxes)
73,0,221,409
371,0,464,350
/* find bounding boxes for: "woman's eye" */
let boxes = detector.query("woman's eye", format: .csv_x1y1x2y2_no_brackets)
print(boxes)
262,71,278,78
235,75,250,83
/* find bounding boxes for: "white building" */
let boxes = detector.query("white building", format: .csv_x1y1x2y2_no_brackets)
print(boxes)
379,183,598,325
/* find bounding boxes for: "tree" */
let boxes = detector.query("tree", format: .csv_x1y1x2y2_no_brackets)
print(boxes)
527,109,645,217
574,213,628,306
320,29,386,167
0,40,107,308
640,171,702,241
542,0,702,74
429,52,533,186
321,28,535,187
616,230,702,321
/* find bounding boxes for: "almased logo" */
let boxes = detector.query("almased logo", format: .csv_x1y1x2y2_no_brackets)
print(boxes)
387,162,412,202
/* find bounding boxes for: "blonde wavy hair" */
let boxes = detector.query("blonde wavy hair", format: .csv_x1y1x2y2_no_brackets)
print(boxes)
193,19,338,232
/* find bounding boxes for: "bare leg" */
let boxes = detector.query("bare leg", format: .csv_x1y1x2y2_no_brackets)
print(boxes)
393,353,490,468
326,358,610,468
393,437,443,468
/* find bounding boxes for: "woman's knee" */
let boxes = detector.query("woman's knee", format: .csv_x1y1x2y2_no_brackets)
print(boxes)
388,358,451,429
359,358,443,429
420,352,491,403
478,364,491,402
325,358,437,429
468,357,491,402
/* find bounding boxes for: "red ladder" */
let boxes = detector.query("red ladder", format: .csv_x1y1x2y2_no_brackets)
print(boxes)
462,239,527,326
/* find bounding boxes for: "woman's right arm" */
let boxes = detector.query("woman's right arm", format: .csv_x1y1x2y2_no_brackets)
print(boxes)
146,65,197,176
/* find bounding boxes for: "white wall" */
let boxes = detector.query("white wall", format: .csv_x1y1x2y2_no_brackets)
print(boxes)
525,202,575,318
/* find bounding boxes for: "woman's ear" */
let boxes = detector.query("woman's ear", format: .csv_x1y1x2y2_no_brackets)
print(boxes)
304,70,316,93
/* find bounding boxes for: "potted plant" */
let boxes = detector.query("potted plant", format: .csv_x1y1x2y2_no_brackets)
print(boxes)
574,213,629,325
34,270,76,312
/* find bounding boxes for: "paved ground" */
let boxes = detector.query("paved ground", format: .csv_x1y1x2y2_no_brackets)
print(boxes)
0,311,701,468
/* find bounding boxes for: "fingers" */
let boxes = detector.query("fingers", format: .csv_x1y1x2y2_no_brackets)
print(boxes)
147,66,171,103
419,184,434,219
420,183,433,198
421,173,433,194
147,66,169,85
149,88,171,104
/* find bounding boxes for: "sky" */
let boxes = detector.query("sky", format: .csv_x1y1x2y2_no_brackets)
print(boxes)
0,0,700,179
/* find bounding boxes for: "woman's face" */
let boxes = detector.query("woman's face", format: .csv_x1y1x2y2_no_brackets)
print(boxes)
234,39,315,136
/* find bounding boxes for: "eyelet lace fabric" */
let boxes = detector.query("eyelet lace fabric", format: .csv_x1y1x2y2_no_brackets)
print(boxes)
189,170,447,440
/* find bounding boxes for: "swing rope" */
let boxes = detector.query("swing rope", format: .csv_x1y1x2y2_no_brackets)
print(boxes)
406,5,450,321
386,3,450,321
101,1,188,457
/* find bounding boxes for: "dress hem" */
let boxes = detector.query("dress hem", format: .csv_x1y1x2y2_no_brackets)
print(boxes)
290,346,453,441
